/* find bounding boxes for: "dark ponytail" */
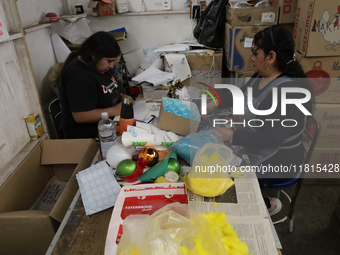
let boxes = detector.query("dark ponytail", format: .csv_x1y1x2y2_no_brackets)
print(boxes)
253,25,315,113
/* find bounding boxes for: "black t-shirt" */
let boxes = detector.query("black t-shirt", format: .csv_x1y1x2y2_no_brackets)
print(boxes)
59,58,123,138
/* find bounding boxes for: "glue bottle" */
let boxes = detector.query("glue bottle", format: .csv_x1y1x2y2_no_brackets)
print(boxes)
119,97,134,135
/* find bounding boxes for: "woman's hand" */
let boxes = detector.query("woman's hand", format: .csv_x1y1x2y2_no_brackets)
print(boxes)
212,126,234,142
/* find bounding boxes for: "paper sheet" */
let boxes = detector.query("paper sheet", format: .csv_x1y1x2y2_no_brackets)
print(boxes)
132,66,174,86
164,54,192,82
76,161,121,215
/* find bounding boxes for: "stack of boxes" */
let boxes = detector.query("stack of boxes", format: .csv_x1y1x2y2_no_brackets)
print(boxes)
293,0,340,184
223,4,279,86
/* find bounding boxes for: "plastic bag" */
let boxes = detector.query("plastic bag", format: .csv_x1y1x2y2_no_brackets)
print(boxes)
183,143,235,197
193,0,228,48
51,19,93,44
117,203,248,255
170,129,224,165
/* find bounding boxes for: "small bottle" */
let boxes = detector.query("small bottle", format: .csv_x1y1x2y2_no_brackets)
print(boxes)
119,97,135,135
98,112,116,160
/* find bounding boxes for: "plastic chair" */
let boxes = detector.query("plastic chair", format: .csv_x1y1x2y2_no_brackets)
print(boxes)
48,98,64,139
264,116,321,232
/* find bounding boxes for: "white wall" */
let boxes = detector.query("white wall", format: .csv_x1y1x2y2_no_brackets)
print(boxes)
88,14,194,55
16,0,195,104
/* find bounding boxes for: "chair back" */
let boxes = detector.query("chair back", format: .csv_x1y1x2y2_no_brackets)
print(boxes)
302,116,321,165
48,98,64,139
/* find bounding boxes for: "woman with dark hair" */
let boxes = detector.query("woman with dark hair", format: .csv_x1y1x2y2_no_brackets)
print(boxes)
208,25,314,215
59,31,125,139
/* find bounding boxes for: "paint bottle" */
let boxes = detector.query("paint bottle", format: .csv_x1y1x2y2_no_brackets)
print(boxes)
119,97,134,135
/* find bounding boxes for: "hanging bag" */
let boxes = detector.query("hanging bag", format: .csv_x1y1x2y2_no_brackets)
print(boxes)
193,0,229,48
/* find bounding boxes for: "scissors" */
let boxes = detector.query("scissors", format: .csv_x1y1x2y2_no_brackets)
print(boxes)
229,168,247,179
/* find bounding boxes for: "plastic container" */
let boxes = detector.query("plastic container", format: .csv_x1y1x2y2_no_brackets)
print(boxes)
98,112,116,160
116,0,128,13
183,143,235,197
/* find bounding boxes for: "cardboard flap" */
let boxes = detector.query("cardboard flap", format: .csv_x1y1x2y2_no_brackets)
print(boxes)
41,139,97,165
49,140,99,222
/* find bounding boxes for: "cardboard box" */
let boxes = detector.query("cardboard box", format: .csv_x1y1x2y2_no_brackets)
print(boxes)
225,24,268,71
294,0,340,57
296,51,340,103
228,70,255,87
313,103,340,148
164,52,223,86
0,139,98,255
157,99,201,136
104,183,188,254
269,0,298,24
226,6,279,26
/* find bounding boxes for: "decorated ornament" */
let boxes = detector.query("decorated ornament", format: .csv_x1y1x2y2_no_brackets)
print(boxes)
167,158,181,175
138,146,159,167
116,159,143,182
305,61,330,96
138,152,178,182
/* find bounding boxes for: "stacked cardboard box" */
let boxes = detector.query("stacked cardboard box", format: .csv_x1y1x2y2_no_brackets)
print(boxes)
224,5,279,84
294,0,340,184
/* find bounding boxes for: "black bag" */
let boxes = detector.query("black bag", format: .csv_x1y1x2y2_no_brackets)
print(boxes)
193,0,229,48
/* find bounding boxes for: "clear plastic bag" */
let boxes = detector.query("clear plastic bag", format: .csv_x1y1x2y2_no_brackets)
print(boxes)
170,129,224,165
117,203,249,255
183,143,235,197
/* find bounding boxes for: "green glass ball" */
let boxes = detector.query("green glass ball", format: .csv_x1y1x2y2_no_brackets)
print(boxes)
116,159,137,177
167,158,181,175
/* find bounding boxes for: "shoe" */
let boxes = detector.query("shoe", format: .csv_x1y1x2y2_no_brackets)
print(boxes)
268,197,282,216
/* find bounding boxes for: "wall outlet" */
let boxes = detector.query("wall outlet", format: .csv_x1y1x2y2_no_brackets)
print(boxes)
192,5,201,19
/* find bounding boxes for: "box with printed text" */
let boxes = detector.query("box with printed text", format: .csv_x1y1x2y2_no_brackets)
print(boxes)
296,51,340,103
269,0,298,24
224,24,268,71
294,0,340,57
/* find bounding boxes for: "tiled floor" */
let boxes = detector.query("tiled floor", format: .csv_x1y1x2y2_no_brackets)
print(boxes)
263,184,340,255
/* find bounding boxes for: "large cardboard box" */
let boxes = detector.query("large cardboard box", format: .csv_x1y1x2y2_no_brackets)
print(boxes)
269,0,298,24
164,52,223,87
313,104,340,148
294,0,340,57
302,147,340,185
0,139,98,255
225,24,268,71
157,99,201,136
226,6,279,27
228,70,255,87
296,51,340,103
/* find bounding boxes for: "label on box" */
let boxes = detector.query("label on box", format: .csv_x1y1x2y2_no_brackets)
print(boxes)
261,12,275,23
244,38,253,48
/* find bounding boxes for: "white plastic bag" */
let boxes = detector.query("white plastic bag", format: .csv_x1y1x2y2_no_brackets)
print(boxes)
51,19,93,44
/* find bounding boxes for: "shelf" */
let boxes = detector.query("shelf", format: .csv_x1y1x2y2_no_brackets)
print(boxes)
2,32,23,43
24,23,52,34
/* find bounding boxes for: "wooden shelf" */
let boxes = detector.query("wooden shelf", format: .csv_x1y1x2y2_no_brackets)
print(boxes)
24,23,52,33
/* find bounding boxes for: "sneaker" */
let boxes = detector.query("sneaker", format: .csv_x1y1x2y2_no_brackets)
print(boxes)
268,197,282,216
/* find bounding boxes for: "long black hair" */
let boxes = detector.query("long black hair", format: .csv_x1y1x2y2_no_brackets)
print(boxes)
63,31,121,71
253,25,315,112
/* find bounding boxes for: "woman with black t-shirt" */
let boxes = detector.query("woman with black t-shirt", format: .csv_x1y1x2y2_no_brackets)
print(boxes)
208,25,314,216
59,31,126,139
